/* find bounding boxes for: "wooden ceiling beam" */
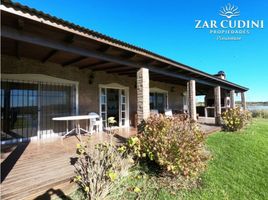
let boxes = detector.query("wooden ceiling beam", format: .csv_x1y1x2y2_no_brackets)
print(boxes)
62,56,86,67
91,65,124,71
79,61,108,70
120,52,136,59
41,49,58,63
118,70,137,75
3,25,247,91
92,63,119,71
106,66,134,73
97,45,111,53
63,34,75,44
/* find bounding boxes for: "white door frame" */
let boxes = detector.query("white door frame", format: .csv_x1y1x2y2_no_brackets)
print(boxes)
99,83,130,128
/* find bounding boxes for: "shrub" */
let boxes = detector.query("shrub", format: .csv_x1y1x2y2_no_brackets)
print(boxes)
221,107,252,131
251,109,268,119
73,142,134,200
134,114,207,177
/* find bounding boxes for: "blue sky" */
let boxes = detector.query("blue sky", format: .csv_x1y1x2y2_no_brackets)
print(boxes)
15,0,268,102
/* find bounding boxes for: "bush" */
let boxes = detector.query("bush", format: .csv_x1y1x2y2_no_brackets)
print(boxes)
221,107,252,132
73,142,134,200
133,114,207,177
251,109,268,119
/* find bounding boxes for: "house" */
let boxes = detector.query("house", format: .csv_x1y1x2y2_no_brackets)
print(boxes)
1,0,248,144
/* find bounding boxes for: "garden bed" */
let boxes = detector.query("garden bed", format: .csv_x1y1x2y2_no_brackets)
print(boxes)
66,118,268,199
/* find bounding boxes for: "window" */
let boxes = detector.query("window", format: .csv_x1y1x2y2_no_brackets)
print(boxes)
1,80,76,141
150,92,167,112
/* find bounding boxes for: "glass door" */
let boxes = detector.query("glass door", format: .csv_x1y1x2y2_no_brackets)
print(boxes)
100,88,107,127
1,81,38,141
120,89,127,127
1,80,76,141
100,87,128,128
39,83,74,136
106,89,119,126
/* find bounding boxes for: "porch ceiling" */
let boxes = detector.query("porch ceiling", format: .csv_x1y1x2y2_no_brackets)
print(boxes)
1,3,248,92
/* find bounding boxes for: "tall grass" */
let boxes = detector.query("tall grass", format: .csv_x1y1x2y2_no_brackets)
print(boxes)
251,109,268,118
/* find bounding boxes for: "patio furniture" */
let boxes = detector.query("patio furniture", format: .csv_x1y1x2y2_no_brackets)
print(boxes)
150,109,159,115
164,109,173,117
183,105,188,114
88,112,103,133
52,114,99,138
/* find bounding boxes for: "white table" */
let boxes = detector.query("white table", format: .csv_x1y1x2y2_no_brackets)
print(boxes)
52,114,99,138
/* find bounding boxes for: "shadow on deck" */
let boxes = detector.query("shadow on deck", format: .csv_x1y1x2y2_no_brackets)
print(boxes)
0,124,221,200
0,128,136,200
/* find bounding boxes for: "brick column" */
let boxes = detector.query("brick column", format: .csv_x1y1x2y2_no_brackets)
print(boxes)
137,68,150,124
187,80,196,121
241,92,246,111
230,90,235,108
214,86,221,125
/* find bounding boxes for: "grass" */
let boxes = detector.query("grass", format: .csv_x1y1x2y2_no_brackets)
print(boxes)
177,118,268,200
120,118,268,200
66,118,268,200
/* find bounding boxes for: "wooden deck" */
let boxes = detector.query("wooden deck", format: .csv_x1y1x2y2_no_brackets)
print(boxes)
0,124,220,200
198,116,216,125
1,128,136,200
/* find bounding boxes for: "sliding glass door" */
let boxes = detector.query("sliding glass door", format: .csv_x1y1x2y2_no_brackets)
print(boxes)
39,83,75,136
1,82,38,140
1,80,76,141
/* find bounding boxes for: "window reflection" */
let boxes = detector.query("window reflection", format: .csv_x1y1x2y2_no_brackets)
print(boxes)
1,81,74,141
150,92,167,113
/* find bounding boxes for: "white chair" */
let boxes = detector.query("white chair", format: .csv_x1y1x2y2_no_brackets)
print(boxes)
88,112,103,133
183,105,188,114
150,109,159,116
164,109,173,117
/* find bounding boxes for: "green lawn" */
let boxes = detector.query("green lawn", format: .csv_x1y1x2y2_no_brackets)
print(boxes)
178,118,268,200
67,118,268,200
119,118,268,200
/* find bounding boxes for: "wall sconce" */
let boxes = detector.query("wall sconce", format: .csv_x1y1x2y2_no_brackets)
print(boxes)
170,86,175,92
88,72,94,84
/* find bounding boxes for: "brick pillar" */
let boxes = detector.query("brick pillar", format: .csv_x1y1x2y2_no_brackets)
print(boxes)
214,86,221,125
230,90,235,108
241,92,246,111
187,80,196,121
137,68,150,124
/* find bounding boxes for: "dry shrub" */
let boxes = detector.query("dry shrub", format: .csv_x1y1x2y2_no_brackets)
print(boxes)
73,142,134,200
134,114,207,177
222,107,252,131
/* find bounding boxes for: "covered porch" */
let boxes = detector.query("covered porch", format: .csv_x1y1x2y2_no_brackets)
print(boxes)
1,2,247,144
0,1,248,199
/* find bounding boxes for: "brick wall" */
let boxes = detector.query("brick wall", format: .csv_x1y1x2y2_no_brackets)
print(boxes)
1,55,186,125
